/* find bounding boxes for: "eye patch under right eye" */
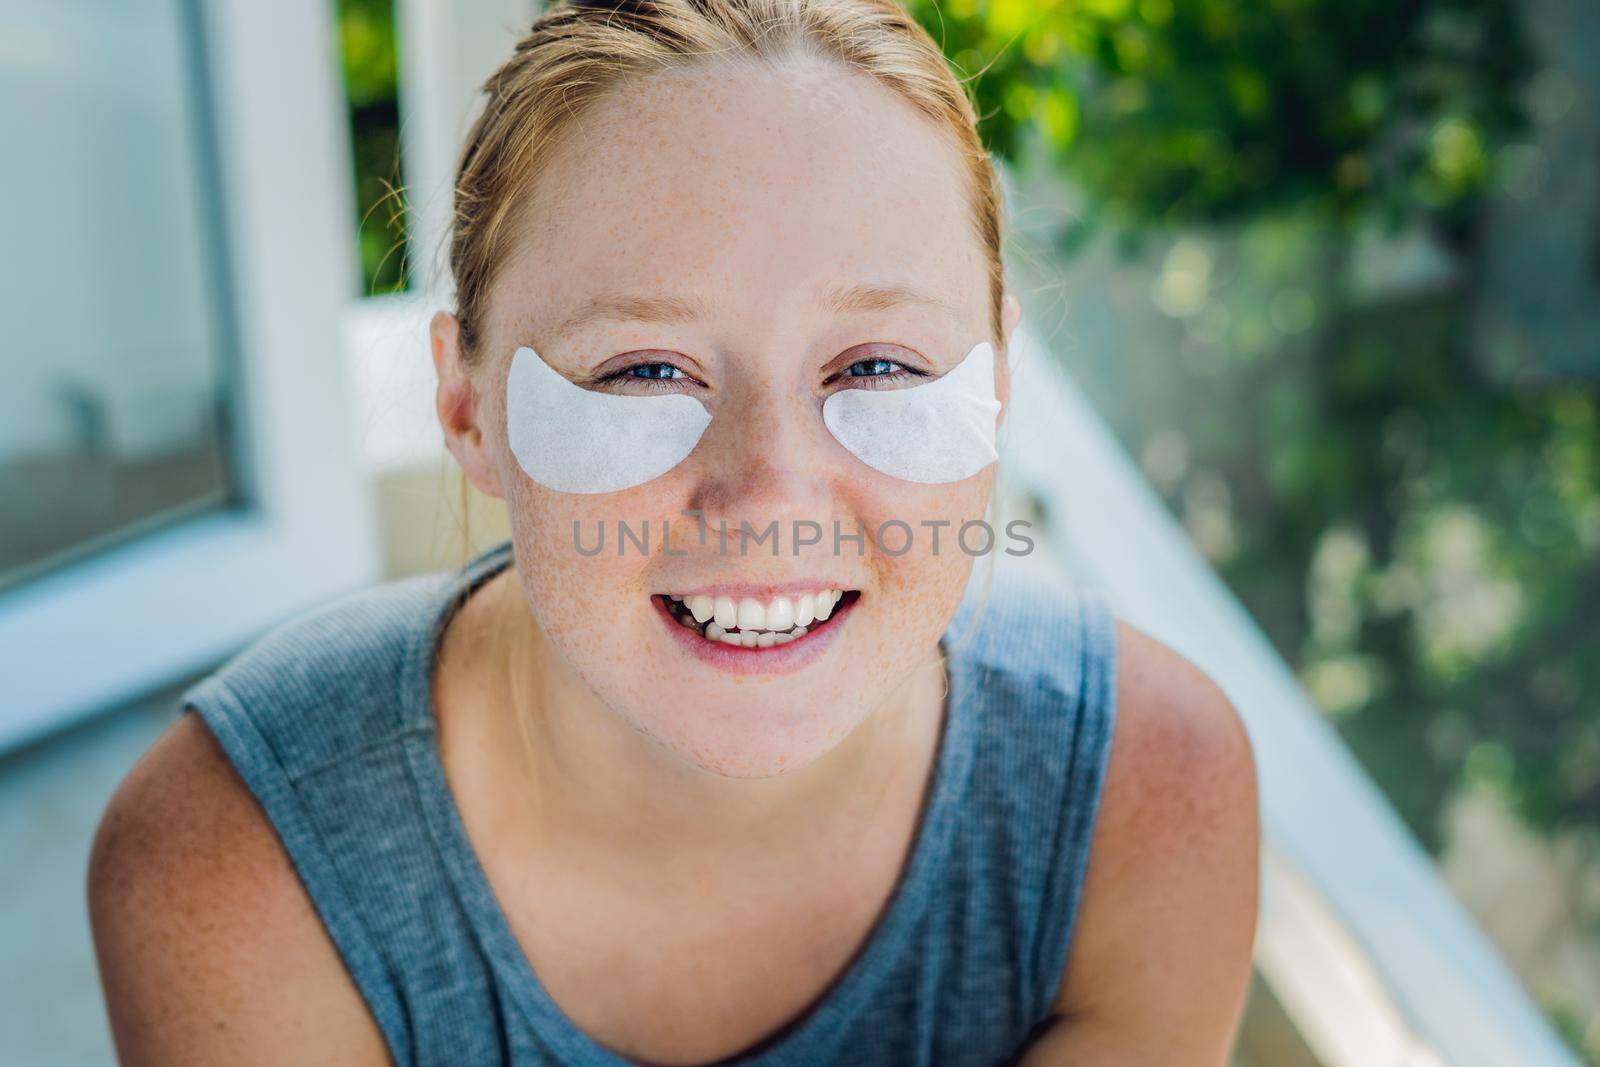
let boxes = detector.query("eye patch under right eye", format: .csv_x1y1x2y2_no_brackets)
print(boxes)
504,345,713,494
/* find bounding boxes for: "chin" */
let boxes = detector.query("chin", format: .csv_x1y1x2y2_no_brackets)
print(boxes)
626,694,871,779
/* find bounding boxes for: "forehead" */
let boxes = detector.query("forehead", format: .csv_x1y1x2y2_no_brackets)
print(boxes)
494,55,983,346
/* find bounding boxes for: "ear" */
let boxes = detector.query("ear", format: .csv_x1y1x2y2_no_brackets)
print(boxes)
431,310,505,500
996,293,1022,428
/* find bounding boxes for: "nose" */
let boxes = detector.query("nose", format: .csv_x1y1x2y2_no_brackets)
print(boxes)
684,384,841,547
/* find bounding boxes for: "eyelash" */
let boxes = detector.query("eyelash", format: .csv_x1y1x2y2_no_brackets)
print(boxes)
598,362,692,393
839,357,926,387
597,355,927,392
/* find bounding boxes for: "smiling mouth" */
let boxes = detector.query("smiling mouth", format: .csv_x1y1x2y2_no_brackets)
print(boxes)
654,590,862,648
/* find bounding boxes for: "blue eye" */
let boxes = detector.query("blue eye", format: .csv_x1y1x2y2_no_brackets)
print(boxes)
844,356,908,377
842,356,925,388
626,362,681,381
598,361,693,393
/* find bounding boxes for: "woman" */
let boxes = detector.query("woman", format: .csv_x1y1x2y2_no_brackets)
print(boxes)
88,0,1258,1063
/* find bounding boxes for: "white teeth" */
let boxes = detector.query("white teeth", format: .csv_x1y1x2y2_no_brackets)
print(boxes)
765,596,795,631
736,598,767,631
687,595,715,624
665,588,848,644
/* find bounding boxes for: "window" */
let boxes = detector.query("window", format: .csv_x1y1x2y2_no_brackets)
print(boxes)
0,0,380,751
0,0,237,593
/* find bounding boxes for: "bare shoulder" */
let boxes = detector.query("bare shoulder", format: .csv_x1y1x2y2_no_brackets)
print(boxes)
1026,618,1260,1065
88,710,389,1066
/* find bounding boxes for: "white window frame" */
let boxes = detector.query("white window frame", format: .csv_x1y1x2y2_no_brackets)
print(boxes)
0,0,380,752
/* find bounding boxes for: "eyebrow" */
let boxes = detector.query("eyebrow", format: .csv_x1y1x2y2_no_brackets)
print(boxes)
820,282,961,319
542,282,959,345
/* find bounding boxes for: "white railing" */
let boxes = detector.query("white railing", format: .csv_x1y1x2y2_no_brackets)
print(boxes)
995,319,1580,1067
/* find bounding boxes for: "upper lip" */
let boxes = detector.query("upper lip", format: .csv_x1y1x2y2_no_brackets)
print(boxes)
657,580,859,598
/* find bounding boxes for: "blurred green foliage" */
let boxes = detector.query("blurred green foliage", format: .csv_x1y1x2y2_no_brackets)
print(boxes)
1127,231,1600,851
905,0,1532,244
336,0,408,294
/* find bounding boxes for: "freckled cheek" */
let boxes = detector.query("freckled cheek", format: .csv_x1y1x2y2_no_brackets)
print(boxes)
817,479,984,694
859,476,992,587
504,478,658,633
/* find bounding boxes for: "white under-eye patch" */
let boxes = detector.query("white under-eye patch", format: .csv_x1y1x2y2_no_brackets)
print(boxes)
822,341,1000,484
505,345,712,494
504,340,999,494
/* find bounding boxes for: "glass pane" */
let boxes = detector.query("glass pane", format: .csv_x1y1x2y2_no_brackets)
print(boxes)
0,0,236,593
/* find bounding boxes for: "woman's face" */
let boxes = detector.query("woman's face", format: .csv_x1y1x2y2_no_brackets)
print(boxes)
459,55,1011,778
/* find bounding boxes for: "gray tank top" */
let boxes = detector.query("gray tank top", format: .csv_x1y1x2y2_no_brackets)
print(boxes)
182,539,1118,1066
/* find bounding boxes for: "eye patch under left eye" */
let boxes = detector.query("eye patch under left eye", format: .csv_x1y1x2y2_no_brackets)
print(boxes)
821,341,1000,484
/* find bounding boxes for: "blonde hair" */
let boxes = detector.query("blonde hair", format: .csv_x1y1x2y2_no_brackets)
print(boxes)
443,0,1006,661
446,0,1005,366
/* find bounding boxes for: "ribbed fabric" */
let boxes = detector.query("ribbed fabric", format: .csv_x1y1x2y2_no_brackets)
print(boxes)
183,540,1119,1067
